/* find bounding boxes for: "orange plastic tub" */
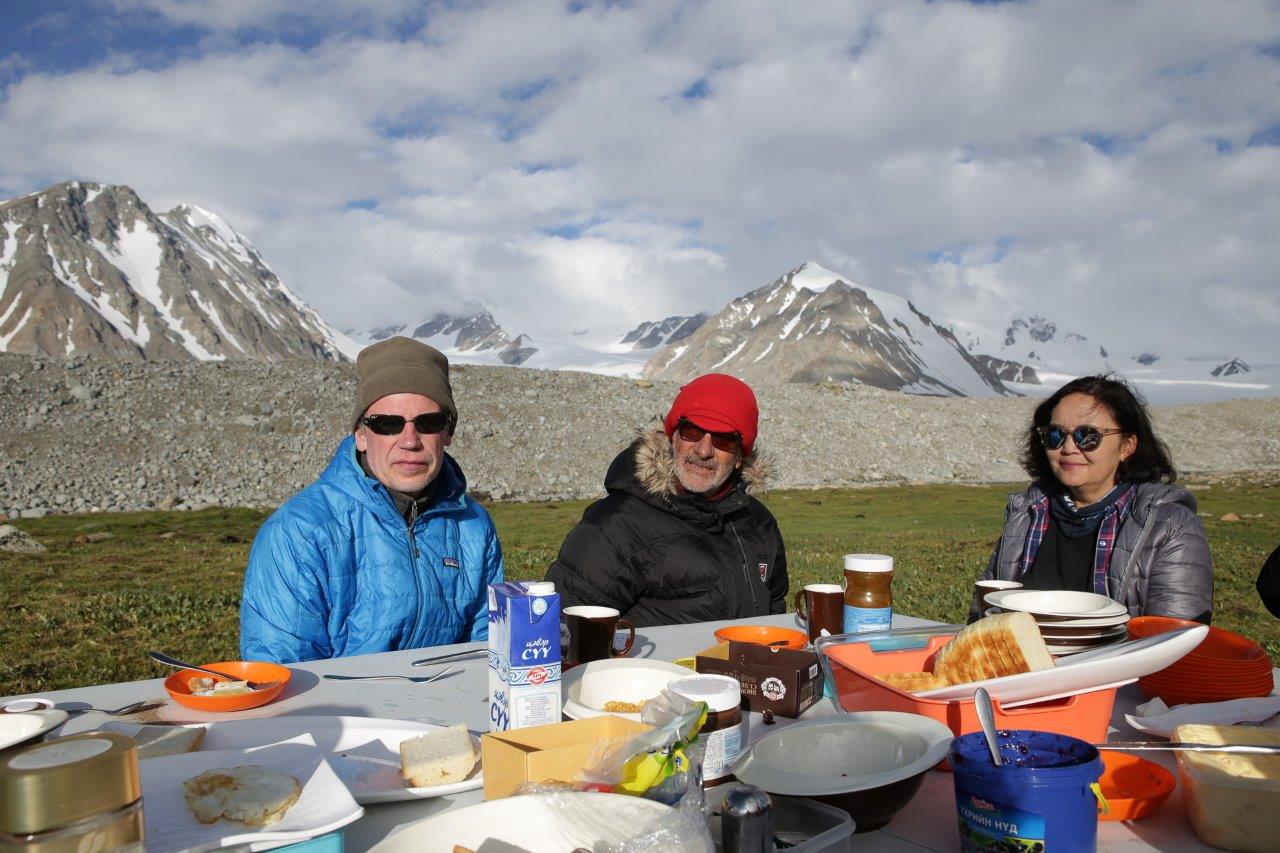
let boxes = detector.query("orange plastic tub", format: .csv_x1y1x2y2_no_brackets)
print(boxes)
818,632,1118,750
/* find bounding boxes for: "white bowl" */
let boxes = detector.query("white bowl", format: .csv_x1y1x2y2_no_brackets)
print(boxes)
562,658,692,721
368,792,673,852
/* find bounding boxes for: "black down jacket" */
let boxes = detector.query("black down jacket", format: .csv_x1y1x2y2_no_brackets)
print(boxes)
545,427,788,627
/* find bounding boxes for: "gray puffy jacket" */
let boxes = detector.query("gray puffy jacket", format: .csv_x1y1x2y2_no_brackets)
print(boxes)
971,482,1214,623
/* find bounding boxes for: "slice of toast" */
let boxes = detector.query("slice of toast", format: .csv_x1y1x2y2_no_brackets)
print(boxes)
399,724,477,788
183,765,301,827
875,672,949,693
133,725,205,760
932,611,1055,686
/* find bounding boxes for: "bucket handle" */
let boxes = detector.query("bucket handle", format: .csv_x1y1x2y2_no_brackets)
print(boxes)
1091,782,1110,815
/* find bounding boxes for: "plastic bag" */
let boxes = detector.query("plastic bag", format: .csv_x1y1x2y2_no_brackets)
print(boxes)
517,689,715,851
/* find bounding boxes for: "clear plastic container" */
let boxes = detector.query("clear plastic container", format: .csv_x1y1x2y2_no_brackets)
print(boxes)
1175,725,1280,853
707,787,854,852
813,625,1118,749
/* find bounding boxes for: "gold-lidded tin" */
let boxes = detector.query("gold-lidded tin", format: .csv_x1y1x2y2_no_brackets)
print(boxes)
0,731,144,851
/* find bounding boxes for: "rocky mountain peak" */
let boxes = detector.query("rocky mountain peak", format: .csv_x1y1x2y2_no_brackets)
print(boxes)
0,181,356,362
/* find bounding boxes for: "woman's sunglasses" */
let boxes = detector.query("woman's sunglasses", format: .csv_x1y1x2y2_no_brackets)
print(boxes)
361,412,451,436
676,418,742,453
1037,424,1124,452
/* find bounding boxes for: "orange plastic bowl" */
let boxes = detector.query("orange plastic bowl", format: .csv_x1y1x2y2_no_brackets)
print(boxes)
163,661,291,712
1097,751,1175,821
713,625,809,650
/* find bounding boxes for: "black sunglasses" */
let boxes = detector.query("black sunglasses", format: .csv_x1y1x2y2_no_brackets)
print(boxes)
1037,424,1124,452
676,418,742,453
361,412,451,436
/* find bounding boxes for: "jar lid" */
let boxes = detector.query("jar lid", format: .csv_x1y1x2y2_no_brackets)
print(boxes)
0,732,140,835
667,674,741,713
524,582,556,596
843,553,894,572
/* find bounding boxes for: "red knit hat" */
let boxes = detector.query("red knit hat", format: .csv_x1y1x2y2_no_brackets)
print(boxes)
663,373,759,454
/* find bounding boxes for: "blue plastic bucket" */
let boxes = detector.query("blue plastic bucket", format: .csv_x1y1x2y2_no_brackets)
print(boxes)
949,730,1103,853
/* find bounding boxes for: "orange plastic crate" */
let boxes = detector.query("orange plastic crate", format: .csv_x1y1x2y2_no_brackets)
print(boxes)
822,634,1118,747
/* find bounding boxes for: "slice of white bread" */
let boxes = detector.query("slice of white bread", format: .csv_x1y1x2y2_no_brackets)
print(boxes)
133,725,205,759
932,611,1055,686
399,724,478,788
875,672,950,693
183,765,302,826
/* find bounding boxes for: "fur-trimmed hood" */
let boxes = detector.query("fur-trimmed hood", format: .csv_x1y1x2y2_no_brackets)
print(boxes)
610,424,771,500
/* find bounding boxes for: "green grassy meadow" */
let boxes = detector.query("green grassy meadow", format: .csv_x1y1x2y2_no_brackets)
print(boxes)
2,479,1277,696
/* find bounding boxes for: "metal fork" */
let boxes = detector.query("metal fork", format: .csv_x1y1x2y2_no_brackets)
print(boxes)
63,700,153,716
323,667,454,684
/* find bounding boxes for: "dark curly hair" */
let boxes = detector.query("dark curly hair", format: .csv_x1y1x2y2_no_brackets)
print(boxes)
1021,374,1177,485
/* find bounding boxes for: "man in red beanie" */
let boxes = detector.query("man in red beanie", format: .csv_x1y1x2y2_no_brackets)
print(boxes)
545,373,788,628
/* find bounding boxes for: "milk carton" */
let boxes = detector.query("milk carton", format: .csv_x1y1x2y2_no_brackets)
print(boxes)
488,581,562,732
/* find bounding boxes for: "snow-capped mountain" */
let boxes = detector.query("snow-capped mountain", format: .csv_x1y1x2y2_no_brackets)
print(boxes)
619,314,707,350
641,262,1012,397
0,181,356,361
367,311,536,365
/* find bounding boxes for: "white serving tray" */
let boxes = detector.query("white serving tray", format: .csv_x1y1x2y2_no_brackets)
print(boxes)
914,624,1209,705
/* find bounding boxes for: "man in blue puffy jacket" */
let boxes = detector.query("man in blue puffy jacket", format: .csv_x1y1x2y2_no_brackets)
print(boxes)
240,336,504,663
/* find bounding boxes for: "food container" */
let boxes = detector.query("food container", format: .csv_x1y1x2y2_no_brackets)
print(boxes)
1175,723,1280,853
0,732,143,852
814,626,1118,750
163,660,291,712
950,730,1103,853
732,712,953,832
706,787,854,851
667,674,742,788
695,641,823,718
1097,751,1174,822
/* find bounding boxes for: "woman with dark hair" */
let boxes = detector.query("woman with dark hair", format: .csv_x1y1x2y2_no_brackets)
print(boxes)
971,374,1213,623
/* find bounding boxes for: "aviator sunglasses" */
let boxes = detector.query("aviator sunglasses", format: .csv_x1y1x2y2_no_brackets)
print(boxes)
361,412,451,436
1037,424,1124,452
676,418,742,453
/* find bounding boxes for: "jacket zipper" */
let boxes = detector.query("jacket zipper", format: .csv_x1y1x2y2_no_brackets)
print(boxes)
406,499,424,642
728,520,759,611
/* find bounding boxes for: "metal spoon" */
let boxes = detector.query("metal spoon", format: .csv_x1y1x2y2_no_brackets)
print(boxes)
148,651,280,691
974,687,1003,766
1098,741,1280,755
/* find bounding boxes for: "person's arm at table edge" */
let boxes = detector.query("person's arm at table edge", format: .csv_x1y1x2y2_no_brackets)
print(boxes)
768,535,789,615
1140,505,1214,624
240,520,332,664
466,513,505,642
544,521,638,613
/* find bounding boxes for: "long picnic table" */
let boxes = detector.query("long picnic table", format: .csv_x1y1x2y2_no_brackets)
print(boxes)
3,612,1245,851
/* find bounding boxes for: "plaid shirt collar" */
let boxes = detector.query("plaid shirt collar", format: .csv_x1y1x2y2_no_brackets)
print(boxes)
1017,484,1137,596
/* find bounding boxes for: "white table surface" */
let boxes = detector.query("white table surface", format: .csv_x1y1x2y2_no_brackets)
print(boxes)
2,611,1233,851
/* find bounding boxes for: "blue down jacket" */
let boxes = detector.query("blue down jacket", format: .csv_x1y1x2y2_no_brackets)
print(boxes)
240,435,504,663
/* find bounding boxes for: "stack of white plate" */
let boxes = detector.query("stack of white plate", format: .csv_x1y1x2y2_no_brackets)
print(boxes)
984,590,1130,656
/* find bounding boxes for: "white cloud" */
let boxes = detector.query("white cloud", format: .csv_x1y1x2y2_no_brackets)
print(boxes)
0,0,1277,361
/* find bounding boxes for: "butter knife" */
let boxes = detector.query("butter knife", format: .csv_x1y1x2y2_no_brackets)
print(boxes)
1098,741,1280,755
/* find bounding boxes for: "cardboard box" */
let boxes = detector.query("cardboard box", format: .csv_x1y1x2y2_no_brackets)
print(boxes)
480,715,653,800
696,641,822,718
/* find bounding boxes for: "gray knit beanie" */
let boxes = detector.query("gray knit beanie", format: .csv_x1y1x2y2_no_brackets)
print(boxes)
352,336,456,432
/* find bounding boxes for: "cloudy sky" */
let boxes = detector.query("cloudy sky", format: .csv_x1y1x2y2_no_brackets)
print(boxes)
1,0,1278,360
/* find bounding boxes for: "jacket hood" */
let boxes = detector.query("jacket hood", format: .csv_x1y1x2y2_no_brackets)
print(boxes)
605,424,771,501
1010,480,1197,519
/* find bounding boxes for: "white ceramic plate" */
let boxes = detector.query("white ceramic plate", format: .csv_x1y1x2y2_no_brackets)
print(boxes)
562,658,692,721
1039,625,1128,642
915,624,1209,704
1033,612,1131,630
369,792,673,853
103,716,481,804
0,709,67,750
139,734,363,853
985,589,1128,619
